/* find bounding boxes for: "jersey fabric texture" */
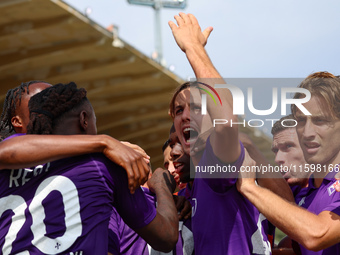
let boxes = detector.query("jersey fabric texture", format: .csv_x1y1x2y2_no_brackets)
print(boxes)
298,169,340,255
108,187,194,255
0,134,156,254
190,137,272,255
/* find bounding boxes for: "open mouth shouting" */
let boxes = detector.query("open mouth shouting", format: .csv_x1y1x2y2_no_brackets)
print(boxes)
182,127,199,145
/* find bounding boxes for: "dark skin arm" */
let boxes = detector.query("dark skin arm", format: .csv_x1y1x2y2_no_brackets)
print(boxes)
173,195,192,220
136,168,179,252
0,134,150,193
272,248,296,255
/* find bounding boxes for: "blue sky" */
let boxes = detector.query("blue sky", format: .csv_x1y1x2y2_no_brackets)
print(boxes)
64,0,340,80
63,0,340,135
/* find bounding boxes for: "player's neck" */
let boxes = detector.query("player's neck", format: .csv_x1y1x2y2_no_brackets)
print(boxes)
300,179,309,189
313,151,340,187
314,168,332,188
313,177,324,188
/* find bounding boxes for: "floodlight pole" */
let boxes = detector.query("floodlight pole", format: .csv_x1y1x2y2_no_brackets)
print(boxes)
127,0,186,65
153,0,163,63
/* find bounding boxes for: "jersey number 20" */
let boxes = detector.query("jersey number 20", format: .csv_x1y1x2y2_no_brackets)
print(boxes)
0,176,82,255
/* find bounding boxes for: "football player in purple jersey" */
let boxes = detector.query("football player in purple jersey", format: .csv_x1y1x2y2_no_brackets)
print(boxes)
168,13,289,255
0,80,150,192
271,115,311,191
167,12,294,254
0,82,178,254
107,128,194,255
238,72,340,255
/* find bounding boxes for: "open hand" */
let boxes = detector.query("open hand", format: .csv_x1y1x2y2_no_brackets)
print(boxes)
168,12,213,53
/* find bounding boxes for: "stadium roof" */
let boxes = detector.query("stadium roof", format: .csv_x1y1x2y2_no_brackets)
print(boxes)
0,0,274,168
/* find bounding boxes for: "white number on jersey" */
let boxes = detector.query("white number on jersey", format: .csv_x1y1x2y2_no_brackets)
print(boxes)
0,176,82,254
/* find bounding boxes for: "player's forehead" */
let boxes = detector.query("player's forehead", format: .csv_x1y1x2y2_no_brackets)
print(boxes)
174,87,201,106
163,147,174,169
174,88,190,104
163,146,172,162
296,95,332,118
19,82,52,103
13,83,50,116
25,82,52,97
30,82,52,91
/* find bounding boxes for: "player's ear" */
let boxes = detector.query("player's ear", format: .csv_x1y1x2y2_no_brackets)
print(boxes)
11,115,23,128
79,110,89,132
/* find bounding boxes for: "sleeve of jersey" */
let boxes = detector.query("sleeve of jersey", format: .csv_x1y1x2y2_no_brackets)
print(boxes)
109,166,157,230
108,208,121,255
2,132,26,141
323,197,340,216
198,137,245,193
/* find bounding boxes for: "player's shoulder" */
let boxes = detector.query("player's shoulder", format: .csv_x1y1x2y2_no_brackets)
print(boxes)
53,153,122,171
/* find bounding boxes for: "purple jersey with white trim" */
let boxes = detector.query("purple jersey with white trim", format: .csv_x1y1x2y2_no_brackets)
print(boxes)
0,150,156,254
298,170,340,255
177,183,194,255
291,185,309,206
177,183,193,236
191,138,272,255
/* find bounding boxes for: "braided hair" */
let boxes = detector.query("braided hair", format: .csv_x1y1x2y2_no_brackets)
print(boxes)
0,126,14,142
0,80,47,132
27,82,88,135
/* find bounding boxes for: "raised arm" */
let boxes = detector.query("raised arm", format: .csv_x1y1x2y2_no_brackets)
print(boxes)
169,13,240,163
0,134,150,193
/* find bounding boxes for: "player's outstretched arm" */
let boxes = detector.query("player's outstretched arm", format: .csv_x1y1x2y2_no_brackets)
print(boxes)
173,195,192,220
239,132,294,202
170,13,240,163
0,134,150,193
135,168,179,252
237,172,340,251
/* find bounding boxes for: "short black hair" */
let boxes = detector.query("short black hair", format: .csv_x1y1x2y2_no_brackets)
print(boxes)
0,125,14,142
162,139,170,152
271,114,296,136
162,123,176,152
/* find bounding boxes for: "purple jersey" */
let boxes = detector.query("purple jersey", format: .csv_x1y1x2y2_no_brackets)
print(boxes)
108,187,194,255
2,132,25,141
297,170,340,255
176,183,194,255
108,187,154,255
0,141,156,254
177,183,193,236
178,183,191,200
291,185,309,206
191,138,272,255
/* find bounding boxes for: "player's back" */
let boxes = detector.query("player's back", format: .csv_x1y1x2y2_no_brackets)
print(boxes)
0,153,151,255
